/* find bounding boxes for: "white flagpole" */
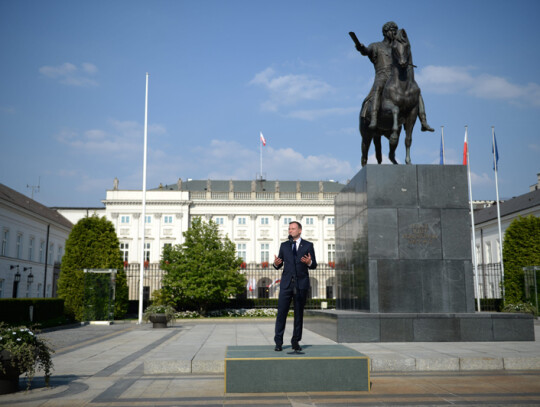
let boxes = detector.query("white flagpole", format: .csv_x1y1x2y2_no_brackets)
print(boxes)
138,73,149,324
441,126,446,164
260,132,263,179
466,125,481,312
492,126,505,301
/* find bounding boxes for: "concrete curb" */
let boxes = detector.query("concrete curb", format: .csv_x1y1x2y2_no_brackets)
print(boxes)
143,355,540,374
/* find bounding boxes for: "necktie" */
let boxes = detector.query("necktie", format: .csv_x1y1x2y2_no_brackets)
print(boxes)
292,241,297,258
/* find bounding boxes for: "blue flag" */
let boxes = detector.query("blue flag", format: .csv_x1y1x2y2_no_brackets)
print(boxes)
492,132,499,171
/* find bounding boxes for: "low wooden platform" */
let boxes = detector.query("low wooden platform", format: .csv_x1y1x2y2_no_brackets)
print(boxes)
224,345,370,393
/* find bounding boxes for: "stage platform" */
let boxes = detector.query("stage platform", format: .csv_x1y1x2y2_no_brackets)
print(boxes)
224,345,370,393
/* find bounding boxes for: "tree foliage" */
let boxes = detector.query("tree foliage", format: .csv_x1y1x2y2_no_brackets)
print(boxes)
160,217,245,314
502,215,540,305
57,215,128,320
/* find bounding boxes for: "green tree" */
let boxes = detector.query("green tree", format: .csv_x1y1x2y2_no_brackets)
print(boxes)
502,215,540,305
160,217,245,314
57,215,128,320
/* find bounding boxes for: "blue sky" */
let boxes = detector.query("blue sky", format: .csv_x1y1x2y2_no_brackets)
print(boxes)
1,0,539,207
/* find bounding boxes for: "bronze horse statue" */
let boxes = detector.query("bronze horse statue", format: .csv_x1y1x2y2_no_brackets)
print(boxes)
359,29,420,166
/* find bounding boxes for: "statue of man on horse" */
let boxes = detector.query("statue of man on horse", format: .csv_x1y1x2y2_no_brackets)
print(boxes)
350,22,434,166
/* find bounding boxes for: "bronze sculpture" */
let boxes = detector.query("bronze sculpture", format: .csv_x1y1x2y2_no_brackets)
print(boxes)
350,22,434,166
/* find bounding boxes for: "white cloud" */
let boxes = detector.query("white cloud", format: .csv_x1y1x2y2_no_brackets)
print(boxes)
249,67,333,112
470,171,493,189
171,139,353,182
39,62,98,87
416,65,540,107
55,119,167,158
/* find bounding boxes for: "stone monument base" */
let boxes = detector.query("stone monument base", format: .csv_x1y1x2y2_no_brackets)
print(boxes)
305,310,535,342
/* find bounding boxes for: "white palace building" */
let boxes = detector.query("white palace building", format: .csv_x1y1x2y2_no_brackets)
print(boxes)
57,178,345,300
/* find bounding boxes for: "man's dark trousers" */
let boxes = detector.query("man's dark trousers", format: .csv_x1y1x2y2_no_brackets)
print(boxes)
274,283,308,347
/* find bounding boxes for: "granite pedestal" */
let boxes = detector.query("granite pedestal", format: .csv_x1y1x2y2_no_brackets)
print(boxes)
306,165,534,342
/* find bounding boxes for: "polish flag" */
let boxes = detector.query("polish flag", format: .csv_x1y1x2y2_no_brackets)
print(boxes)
462,131,468,165
260,132,266,146
267,278,281,288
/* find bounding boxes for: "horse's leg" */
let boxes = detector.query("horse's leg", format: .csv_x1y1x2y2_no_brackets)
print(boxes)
404,113,416,165
388,128,400,164
361,134,372,166
374,134,382,164
360,117,371,167
390,104,400,144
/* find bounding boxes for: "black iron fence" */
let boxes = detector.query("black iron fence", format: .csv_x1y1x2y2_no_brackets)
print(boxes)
474,263,503,300
125,263,337,303
524,266,540,312
472,262,504,312
125,262,509,312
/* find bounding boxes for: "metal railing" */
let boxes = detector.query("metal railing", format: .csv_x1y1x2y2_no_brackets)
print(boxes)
473,262,503,311
125,263,337,302
125,262,507,311
524,266,540,312
474,263,503,299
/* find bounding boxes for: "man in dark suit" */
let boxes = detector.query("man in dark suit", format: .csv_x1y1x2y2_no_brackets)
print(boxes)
273,221,317,352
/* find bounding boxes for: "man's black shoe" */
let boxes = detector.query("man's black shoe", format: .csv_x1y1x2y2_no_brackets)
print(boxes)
274,345,282,351
292,343,302,351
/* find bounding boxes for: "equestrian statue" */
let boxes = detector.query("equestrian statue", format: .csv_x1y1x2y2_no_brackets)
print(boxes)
350,21,434,166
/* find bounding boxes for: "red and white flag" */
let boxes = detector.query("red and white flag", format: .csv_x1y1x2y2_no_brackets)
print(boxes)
462,131,468,165
260,132,266,146
267,278,281,288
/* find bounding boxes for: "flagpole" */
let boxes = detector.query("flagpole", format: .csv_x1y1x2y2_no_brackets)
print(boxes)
492,126,505,302
465,125,481,312
138,73,149,324
441,126,445,164
260,132,263,179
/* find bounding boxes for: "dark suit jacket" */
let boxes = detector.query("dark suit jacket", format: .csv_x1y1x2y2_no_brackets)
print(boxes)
273,238,317,290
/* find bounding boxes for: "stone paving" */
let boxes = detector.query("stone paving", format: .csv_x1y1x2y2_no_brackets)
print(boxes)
0,318,539,406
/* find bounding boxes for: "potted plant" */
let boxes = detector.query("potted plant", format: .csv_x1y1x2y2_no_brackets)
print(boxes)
0,323,54,394
142,304,176,328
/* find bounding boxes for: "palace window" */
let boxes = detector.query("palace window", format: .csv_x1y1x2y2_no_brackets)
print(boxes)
236,243,246,261
120,243,129,262
145,215,152,224
237,217,246,225
144,243,151,262
16,234,23,259
260,217,269,225
48,243,54,265
163,215,173,224
260,243,269,263
1,229,8,256
39,241,45,263
214,217,224,225
283,217,292,225
327,217,335,225
28,237,34,261
121,215,130,224
305,217,314,225
327,243,336,262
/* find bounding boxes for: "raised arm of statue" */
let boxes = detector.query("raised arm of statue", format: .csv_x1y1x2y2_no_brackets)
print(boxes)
349,32,370,57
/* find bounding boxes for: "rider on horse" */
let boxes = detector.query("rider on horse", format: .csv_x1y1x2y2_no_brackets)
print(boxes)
355,21,434,133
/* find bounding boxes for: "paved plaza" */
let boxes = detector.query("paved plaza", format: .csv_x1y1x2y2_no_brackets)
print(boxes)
1,318,540,406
